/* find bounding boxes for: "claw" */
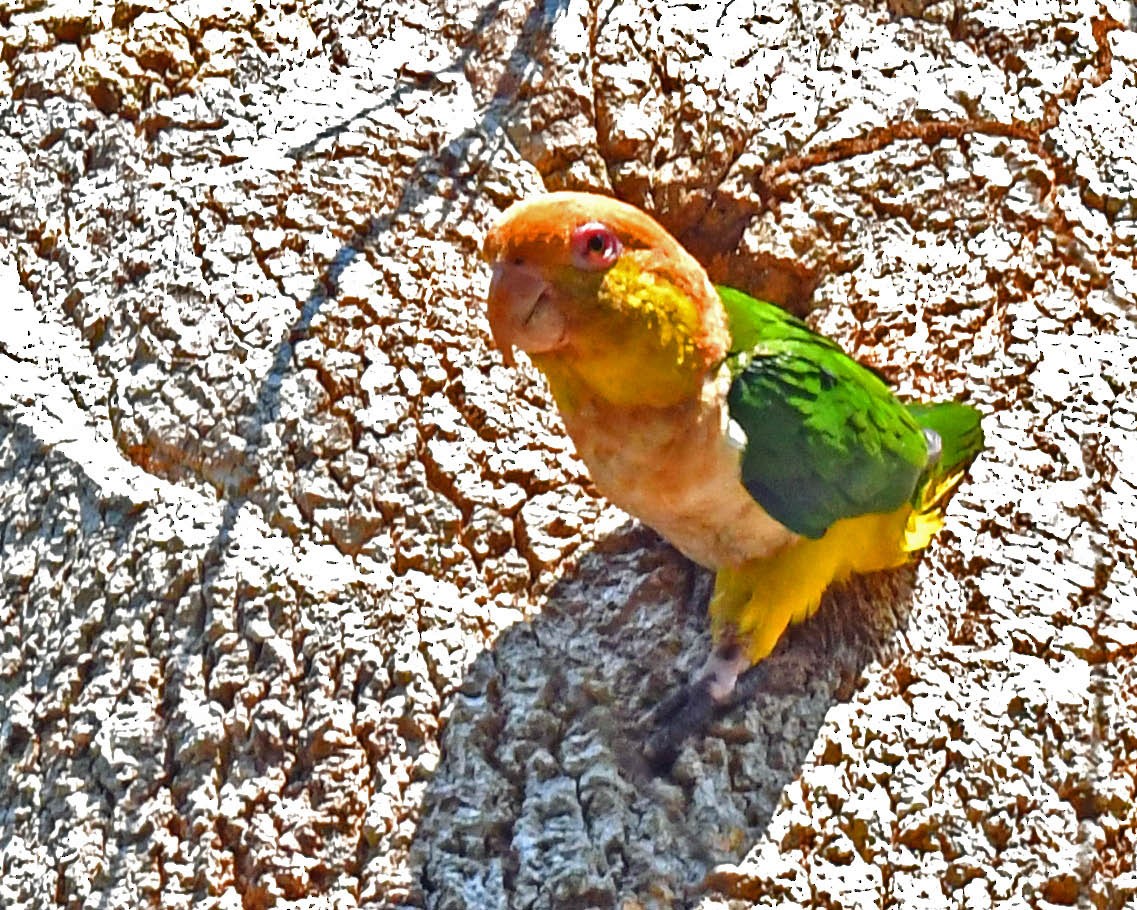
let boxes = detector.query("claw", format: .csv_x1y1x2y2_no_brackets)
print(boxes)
643,676,716,773
642,641,757,773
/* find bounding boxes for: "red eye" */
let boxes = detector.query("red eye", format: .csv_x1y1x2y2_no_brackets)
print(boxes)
570,222,621,271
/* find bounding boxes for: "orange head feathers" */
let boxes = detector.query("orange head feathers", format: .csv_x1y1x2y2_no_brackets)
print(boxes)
482,192,729,409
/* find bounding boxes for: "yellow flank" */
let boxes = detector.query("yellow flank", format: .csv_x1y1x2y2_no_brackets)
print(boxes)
711,503,946,664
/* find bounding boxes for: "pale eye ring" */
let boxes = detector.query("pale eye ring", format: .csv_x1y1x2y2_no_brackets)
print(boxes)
570,222,621,271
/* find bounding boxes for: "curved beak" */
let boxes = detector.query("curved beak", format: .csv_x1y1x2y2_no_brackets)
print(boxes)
485,262,565,366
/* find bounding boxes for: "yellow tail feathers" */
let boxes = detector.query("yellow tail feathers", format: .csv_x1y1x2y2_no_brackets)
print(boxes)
901,465,969,553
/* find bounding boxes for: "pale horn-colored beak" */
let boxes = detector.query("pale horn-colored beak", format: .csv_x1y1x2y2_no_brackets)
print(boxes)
485,262,566,367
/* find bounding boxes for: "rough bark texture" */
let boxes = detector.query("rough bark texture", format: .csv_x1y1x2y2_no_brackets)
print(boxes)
2,0,1135,908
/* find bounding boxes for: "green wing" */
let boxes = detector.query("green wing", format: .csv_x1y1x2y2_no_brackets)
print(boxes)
719,286,929,540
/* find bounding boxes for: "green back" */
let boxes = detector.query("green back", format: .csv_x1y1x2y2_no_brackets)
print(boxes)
719,286,929,539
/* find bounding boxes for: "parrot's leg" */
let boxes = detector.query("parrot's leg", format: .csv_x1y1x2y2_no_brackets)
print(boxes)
701,637,753,702
646,554,834,770
646,512,915,772
643,567,757,771
713,507,920,699
711,510,914,671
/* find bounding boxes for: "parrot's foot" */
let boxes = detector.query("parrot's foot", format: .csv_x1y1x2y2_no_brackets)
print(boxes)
643,643,752,773
643,676,716,773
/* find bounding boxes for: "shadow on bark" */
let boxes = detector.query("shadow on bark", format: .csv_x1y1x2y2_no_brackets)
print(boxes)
411,529,918,909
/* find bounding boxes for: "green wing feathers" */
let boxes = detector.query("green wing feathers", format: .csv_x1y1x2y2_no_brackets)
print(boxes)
719,286,984,542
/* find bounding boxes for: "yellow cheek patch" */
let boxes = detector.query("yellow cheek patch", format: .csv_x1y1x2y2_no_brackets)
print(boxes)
527,254,714,411
538,258,706,409
598,259,701,366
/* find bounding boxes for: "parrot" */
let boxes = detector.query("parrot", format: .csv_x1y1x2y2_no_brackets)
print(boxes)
482,191,984,767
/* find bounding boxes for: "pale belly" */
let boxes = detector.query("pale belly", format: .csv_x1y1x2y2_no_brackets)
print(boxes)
559,375,797,569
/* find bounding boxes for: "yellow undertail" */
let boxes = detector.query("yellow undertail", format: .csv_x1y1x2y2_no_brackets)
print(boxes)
711,473,965,665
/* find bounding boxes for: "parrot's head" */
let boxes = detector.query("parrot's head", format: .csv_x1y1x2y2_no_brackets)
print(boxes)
482,192,730,409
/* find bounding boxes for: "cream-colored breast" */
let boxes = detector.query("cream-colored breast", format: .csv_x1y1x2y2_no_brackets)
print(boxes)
558,368,797,569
